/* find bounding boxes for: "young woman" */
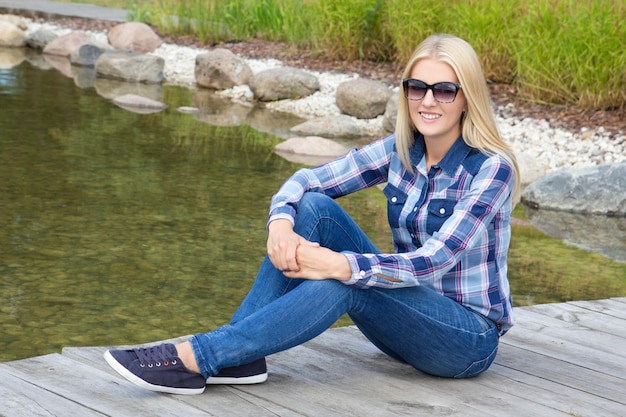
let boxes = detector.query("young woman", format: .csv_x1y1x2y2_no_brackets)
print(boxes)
105,33,520,395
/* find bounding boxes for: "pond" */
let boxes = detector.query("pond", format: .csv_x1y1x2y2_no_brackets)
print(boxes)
1,48,625,362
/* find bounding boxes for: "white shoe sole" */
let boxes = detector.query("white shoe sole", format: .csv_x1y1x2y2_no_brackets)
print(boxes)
104,350,205,395
205,372,268,385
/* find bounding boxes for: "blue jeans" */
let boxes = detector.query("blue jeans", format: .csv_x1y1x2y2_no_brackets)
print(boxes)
190,193,499,379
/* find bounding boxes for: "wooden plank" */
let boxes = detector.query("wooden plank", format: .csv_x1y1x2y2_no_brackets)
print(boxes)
495,343,626,406
523,301,626,338
513,308,626,357
478,363,626,417
503,315,626,380
1,354,216,417
0,366,106,417
569,298,626,320
232,327,571,417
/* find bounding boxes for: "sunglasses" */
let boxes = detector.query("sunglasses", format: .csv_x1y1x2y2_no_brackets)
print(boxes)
402,78,462,103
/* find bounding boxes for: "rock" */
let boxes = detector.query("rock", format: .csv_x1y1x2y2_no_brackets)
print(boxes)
521,162,626,215
0,21,25,47
195,48,253,89
25,29,58,50
70,44,105,67
95,51,164,83
177,106,200,114
249,67,320,101
516,150,548,188
274,136,350,166
112,93,168,114
107,22,162,53
0,14,27,30
383,92,399,132
43,31,93,57
335,78,392,119
290,115,362,138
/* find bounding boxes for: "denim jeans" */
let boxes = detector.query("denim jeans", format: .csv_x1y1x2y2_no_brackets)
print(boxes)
190,193,500,380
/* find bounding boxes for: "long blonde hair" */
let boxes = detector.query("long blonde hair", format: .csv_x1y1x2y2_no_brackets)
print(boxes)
395,34,520,201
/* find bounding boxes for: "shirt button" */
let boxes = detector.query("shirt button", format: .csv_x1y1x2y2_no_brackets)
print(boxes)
359,270,366,277
439,208,446,215
391,197,397,203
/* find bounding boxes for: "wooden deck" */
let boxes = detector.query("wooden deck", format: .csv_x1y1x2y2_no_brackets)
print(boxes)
1,298,625,416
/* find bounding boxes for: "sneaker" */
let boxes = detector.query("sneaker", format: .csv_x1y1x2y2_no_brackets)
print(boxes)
206,358,268,385
104,343,206,395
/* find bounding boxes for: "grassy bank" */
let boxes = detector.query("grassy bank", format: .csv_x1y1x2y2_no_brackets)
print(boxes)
61,0,625,111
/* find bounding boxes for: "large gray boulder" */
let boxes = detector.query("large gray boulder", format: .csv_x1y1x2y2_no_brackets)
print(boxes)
25,29,58,50
336,78,392,119
107,22,162,53
195,48,252,89
95,51,164,83
0,21,25,47
290,115,362,138
521,162,626,215
249,67,320,101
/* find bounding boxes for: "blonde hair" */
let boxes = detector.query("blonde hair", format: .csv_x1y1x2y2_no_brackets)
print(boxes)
395,34,520,201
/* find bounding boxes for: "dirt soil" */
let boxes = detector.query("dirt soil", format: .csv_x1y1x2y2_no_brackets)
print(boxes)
45,17,625,140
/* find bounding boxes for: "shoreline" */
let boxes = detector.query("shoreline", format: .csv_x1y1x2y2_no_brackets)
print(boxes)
20,18,626,175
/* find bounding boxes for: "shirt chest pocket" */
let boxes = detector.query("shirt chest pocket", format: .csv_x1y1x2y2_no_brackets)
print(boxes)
426,199,456,235
383,184,407,228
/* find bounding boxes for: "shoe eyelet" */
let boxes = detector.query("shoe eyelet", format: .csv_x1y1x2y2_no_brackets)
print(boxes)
156,362,161,367
140,363,146,368
148,363,153,368
172,360,177,365
164,361,169,366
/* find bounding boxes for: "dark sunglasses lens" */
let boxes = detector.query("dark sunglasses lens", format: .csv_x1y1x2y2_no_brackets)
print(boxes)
433,83,458,103
404,80,427,100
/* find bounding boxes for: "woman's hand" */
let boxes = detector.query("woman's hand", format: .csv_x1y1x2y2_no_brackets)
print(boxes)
267,219,318,272
283,244,352,282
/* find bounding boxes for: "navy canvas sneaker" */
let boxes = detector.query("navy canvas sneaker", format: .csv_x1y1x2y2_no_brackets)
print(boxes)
104,343,206,395
206,358,268,385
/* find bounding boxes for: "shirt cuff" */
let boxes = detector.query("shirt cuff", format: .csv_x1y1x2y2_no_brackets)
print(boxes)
342,253,371,287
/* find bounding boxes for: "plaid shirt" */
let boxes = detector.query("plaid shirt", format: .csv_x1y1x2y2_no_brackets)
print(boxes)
269,133,515,332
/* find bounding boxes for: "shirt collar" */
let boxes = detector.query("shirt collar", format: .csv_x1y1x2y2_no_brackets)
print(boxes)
409,133,473,176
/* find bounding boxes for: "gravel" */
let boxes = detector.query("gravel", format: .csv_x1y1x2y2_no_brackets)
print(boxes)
27,21,625,173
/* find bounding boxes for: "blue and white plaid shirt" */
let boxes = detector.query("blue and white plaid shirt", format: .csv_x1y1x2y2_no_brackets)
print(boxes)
269,133,515,332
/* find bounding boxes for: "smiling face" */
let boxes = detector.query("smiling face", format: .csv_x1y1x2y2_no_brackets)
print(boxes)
407,58,467,146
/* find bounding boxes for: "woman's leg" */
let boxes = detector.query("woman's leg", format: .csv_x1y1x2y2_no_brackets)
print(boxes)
230,192,381,324
349,285,500,378
191,193,381,377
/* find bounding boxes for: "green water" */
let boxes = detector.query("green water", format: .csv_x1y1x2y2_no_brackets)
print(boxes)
1,56,625,362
